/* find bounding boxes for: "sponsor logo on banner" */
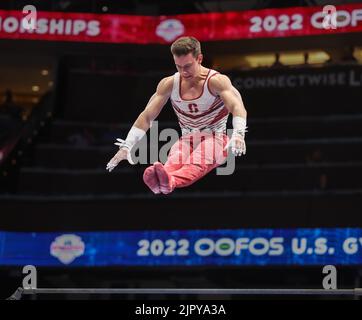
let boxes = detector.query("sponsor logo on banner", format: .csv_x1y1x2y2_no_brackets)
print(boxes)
156,19,184,41
50,234,85,265
1,228,362,266
231,68,362,90
0,4,362,43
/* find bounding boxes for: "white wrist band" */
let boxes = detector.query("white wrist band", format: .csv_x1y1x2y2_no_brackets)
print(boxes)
232,116,247,135
125,126,146,149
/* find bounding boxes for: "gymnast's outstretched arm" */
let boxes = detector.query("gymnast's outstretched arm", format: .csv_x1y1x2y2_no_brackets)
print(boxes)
106,76,173,172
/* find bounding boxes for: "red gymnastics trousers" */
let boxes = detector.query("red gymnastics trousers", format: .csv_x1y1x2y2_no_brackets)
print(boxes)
143,131,229,194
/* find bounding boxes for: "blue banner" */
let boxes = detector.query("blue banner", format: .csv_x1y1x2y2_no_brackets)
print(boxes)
0,228,362,267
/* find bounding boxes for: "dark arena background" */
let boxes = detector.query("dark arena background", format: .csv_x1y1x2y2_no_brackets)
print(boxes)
1,0,362,303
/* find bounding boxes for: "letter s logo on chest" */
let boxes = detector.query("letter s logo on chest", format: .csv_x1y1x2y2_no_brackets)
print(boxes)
188,103,199,113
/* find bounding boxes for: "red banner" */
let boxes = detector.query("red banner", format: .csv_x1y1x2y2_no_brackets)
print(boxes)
0,4,361,44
